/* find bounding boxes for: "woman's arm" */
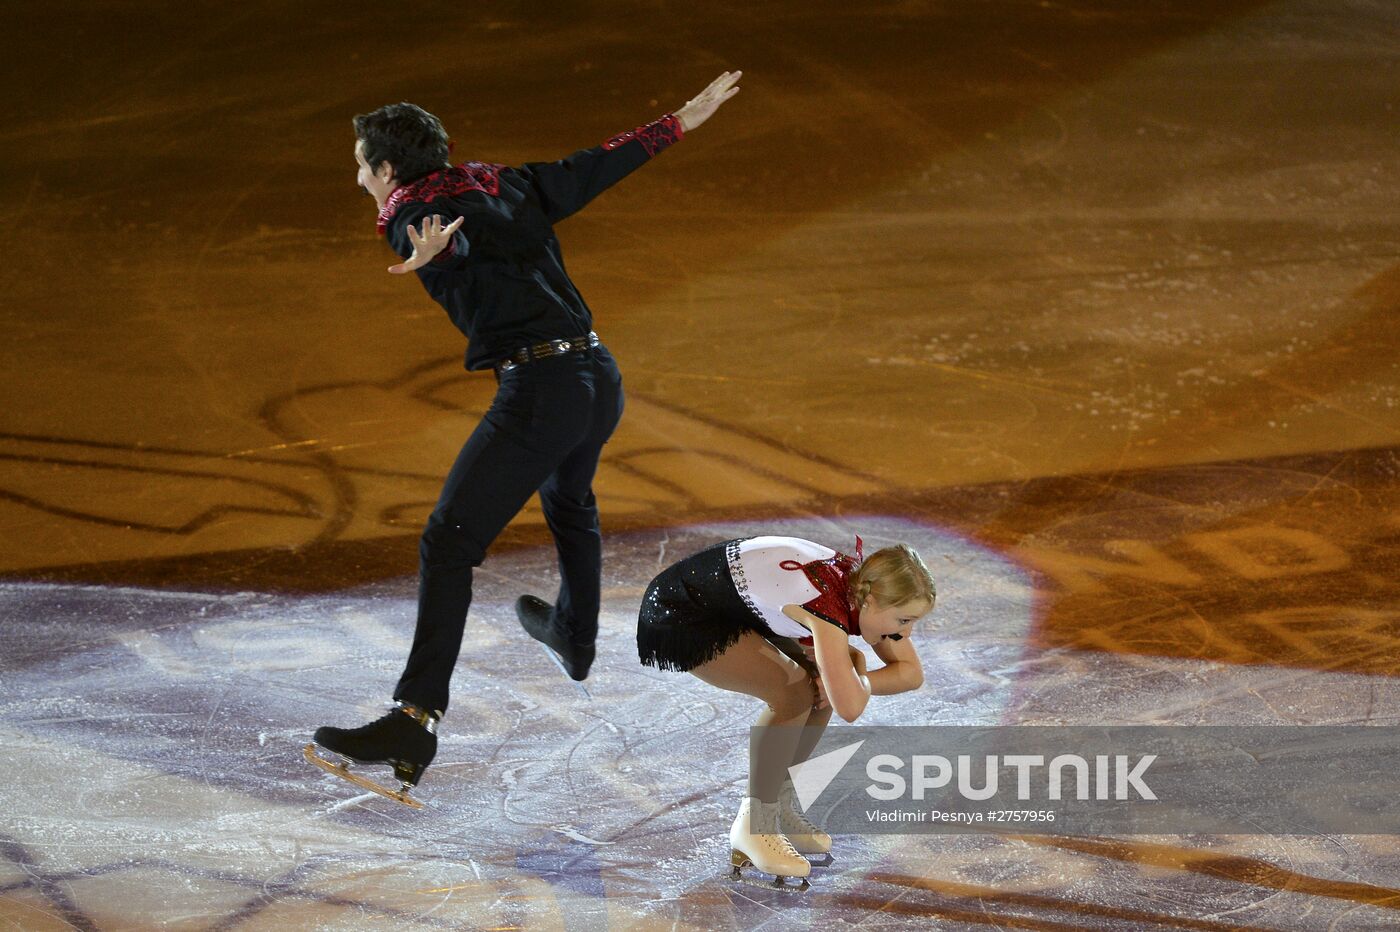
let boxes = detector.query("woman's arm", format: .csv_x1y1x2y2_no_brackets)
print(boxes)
867,634,924,695
783,605,870,722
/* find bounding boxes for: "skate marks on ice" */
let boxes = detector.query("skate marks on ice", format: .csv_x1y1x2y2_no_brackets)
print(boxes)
303,743,424,809
0,741,483,929
907,441,1400,684
0,519,982,928
535,643,593,700
9,520,1400,927
0,357,884,583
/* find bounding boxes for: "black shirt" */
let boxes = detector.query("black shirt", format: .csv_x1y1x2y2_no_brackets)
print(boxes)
377,114,684,371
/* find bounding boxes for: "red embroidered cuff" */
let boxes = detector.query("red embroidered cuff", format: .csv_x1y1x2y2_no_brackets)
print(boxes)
602,113,684,156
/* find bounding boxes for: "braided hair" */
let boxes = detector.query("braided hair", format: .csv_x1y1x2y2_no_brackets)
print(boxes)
849,544,935,612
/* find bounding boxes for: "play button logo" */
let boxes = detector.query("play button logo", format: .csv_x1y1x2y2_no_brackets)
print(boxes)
787,740,865,811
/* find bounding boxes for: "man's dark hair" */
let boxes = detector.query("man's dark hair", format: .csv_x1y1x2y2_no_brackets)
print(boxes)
353,102,451,185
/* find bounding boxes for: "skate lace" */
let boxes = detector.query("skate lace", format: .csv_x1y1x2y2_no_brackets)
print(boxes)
780,799,824,836
760,830,802,860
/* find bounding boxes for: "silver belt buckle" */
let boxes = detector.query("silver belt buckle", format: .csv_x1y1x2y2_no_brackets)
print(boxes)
552,339,572,354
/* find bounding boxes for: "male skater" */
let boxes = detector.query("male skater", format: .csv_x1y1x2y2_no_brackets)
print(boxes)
309,72,742,800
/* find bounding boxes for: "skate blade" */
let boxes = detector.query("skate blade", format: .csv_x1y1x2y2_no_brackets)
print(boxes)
805,852,835,867
303,744,424,809
728,851,811,891
536,642,591,699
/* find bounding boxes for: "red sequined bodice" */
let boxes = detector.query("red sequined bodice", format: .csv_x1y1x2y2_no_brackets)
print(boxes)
782,536,864,640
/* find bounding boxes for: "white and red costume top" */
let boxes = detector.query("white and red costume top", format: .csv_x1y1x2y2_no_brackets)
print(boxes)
724,536,864,644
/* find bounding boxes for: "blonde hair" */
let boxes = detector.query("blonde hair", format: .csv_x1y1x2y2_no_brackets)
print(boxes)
849,544,935,613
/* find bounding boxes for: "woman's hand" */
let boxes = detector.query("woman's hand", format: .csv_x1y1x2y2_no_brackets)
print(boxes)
676,71,742,132
848,645,868,677
389,214,464,274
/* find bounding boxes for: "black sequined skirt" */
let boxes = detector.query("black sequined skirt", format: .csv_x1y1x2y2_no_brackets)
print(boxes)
637,539,768,672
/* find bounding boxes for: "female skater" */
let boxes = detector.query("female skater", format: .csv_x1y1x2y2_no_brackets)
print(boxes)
638,535,934,887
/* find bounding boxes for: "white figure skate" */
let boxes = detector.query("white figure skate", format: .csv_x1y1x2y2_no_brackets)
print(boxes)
780,780,833,864
728,797,811,890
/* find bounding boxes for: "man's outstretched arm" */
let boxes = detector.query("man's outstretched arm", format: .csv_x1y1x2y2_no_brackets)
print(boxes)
518,70,742,225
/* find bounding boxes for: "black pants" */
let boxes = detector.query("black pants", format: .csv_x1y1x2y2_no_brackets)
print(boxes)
394,344,624,714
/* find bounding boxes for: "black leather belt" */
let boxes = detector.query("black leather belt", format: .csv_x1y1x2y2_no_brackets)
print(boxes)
494,331,600,375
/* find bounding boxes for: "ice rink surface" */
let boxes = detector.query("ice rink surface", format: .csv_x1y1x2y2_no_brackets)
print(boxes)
3,0,1399,928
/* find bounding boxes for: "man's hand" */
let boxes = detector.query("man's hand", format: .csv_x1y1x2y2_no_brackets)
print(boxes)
812,674,829,711
389,214,464,274
676,71,742,132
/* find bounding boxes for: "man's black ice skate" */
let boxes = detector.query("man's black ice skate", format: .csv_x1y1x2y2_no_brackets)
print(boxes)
306,702,438,808
515,595,594,692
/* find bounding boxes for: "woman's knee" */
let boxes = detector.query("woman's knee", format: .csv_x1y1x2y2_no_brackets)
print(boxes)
764,680,817,721
688,632,813,711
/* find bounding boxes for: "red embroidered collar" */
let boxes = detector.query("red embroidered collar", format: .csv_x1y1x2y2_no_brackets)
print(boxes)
376,161,504,235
